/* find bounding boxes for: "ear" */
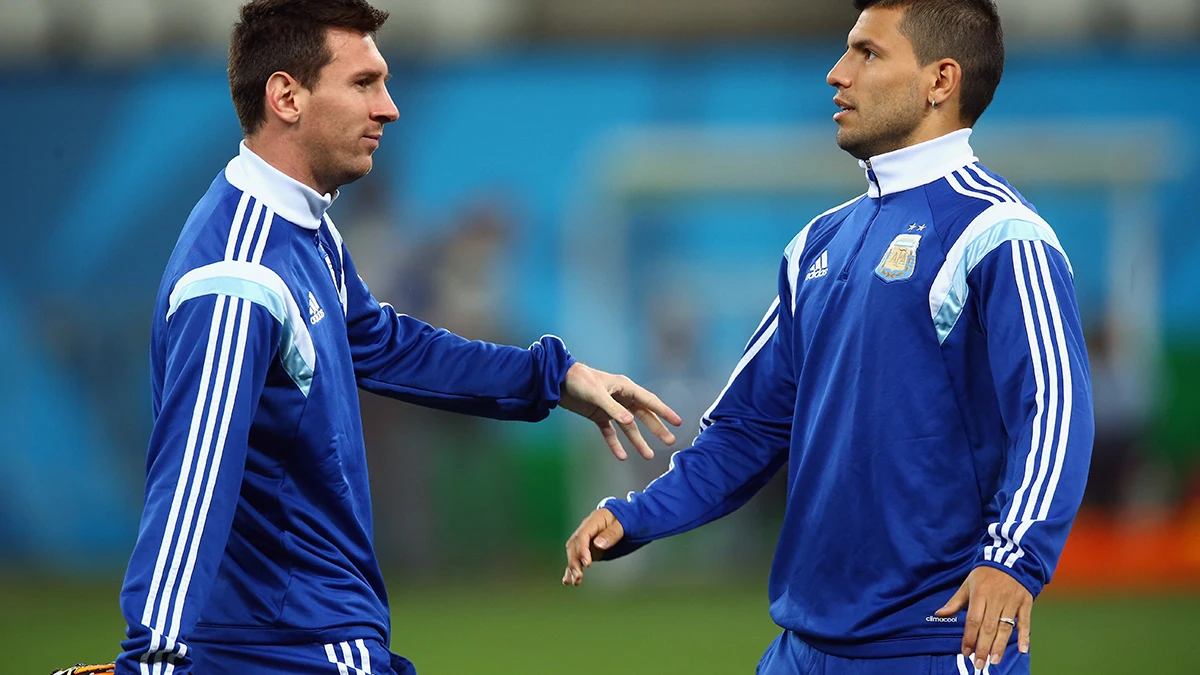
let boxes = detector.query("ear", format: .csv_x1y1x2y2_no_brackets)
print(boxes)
927,58,962,117
263,71,307,126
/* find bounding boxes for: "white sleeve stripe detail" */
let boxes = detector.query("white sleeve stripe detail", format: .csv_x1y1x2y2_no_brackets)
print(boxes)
1005,240,1061,566
991,240,1070,568
700,315,779,430
984,241,1048,565
222,193,252,261
956,167,1013,203
234,199,264,262
607,310,781,508
1033,240,1074,522
251,209,275,264
140,194,269,672
322,640,375,675
1004,241,1074,568
786,226,813,312
156,294,242,672
967,164,1021,203
356,639,372,674
325,643,352,675
743,297,781,353
156,293,242,675
946,170,1001,205
140,292,226,631
166,298,253,643
142,192,253,674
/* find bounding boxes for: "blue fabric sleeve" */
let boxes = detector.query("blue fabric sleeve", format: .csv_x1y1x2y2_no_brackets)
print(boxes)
118,294,278,675
340,245,575,422
971,238,1094,597
600,259,796,559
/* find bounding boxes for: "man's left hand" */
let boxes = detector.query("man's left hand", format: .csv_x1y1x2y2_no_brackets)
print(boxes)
936,566,1032,671
559,362,683,461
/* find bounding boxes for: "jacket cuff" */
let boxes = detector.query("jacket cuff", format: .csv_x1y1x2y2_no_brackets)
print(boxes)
974,557,1045,598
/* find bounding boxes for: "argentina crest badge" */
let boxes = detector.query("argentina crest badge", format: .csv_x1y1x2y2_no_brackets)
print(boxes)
874,233,922,283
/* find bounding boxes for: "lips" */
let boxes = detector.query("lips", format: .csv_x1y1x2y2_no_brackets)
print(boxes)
833,96,855,122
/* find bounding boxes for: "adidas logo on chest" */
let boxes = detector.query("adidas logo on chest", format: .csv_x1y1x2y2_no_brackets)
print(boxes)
805,250,830,281
308,291,326,325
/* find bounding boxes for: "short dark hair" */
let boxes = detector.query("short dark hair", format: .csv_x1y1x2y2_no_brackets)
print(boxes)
229,0,389,136
852,0,1004,125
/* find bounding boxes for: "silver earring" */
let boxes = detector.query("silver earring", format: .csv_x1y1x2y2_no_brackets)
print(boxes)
931,100,938,110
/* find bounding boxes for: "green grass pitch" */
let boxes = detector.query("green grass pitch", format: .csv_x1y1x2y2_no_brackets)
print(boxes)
3,576,1195,674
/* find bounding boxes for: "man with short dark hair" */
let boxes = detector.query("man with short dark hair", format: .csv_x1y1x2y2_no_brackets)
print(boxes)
564,2,1093,673
111,1,682,674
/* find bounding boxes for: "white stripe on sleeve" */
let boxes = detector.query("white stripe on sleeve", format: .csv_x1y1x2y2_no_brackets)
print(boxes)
984,241,1047,564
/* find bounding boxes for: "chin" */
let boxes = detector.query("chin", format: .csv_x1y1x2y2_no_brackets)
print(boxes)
836,131,871,161
336,161,374,188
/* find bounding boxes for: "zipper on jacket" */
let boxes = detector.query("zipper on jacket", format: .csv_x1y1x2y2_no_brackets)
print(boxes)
839,161,883,281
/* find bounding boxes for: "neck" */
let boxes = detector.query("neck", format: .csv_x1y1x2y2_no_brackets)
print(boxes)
244,134,332,197
900,115,968,154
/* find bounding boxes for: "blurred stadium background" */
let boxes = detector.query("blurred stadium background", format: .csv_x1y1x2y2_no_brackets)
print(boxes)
3,0,1200,672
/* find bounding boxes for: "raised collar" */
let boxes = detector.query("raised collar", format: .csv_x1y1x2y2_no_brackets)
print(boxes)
223,141,338,230
859,128,977,198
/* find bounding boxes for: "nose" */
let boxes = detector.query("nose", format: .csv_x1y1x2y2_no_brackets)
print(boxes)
827,52,852,89
374,84,400,124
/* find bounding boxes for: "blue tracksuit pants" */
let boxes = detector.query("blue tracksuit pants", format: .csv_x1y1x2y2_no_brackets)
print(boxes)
758,631,1030,675
188,638,415,675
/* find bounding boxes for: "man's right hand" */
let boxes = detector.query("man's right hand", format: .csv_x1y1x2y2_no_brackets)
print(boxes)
562,508,625,586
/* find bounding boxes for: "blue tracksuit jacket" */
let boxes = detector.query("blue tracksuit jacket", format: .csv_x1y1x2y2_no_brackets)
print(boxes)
117,142,575,674
602,129,1094,658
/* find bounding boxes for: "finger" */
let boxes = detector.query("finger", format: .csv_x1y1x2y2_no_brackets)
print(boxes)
988,603,1019,666
961,590,985,660
936,582,970,617
598,421,627,461
565,527,590,585
571,514,608,585
626,384,683,427
618,417,655,460
565,533,585,580
570,535,589,585
564,536,582,585
1017,597,1032,654
593,390,636,427
633,407,676,446
974,599,1002,672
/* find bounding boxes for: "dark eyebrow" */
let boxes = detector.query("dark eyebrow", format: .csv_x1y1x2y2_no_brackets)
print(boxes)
850,39,885,55
352,69,391,82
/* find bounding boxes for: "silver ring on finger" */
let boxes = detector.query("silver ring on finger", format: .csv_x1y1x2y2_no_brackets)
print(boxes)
999,617,1017,627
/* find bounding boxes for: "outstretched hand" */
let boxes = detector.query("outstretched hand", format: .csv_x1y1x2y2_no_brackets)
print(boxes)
935,566,1033,671
559,362,683,461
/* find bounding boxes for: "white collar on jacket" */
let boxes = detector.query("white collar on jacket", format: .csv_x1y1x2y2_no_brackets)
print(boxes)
224,141,337,230
859,127,978,198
